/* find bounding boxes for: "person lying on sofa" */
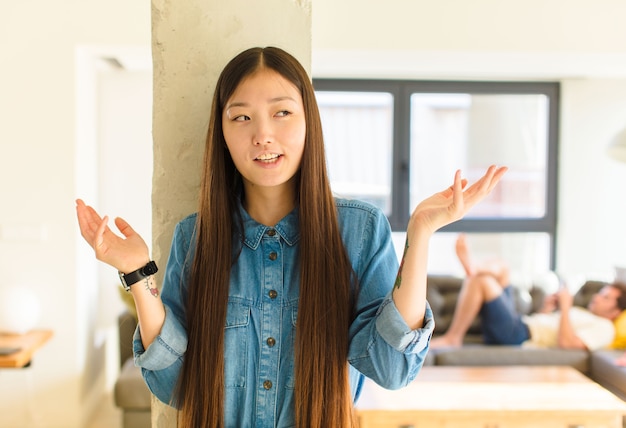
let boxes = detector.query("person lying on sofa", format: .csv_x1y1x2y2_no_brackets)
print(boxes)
430,234,626,351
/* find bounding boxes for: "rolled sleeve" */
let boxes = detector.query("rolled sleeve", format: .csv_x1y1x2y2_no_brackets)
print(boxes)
133,305,187,371
375,295,434,354
341,201,434,390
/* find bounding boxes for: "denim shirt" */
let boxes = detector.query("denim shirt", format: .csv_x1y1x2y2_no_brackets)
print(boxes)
133,198,434,427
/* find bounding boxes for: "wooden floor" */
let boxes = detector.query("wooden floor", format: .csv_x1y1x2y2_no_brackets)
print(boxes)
86,393,122,428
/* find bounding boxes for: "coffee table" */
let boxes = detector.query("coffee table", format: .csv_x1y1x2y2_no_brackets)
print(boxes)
356,366,626,428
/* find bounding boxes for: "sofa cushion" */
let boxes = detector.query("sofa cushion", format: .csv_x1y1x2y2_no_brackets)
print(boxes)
115,358,151,410
573,280,606,307
432,346,590,373
590,349,626,400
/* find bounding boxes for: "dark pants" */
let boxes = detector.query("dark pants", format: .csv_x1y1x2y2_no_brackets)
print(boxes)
480,286,531,345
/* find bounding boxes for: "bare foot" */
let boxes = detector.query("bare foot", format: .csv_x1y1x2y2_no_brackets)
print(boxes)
430,334,463,350
455,234,474,277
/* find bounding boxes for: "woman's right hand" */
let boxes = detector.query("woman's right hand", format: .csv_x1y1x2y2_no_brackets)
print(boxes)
75,199,150,273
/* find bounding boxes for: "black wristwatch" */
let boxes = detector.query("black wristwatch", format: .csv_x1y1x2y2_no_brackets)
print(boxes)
119,261,158,291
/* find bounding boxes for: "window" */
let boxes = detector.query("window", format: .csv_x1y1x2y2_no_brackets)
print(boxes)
316,91,394,214
314,79,559,278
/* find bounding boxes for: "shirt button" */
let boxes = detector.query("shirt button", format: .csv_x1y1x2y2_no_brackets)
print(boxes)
269,252,277,261
267,229,276,236
268,290,278,299
266,337,276,347
263,380,273,390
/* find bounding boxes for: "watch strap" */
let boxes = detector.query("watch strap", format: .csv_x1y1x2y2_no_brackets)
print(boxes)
119,261,158,291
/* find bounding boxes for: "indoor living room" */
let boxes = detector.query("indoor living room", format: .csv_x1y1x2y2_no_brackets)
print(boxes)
2,1,626,428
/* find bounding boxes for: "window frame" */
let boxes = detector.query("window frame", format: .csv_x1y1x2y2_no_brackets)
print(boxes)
313,79,560,268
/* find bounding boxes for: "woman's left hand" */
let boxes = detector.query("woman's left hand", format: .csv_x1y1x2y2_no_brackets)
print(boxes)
408,165,508,235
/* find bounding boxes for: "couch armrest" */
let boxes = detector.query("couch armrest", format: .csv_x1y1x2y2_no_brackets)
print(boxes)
590,349,626,401
115,358,151,410
118,311,138,367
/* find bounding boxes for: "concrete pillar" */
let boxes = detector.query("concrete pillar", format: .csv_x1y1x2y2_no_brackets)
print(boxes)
150,0,312,425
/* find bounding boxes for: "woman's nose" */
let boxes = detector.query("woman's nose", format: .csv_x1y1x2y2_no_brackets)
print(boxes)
253,117,272,145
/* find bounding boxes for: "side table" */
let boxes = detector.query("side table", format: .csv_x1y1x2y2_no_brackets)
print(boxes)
0,330,53,368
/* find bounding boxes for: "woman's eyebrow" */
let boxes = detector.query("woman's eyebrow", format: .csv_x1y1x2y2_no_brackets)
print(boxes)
226,96,297,110
225,101,247,110
268,96,297,104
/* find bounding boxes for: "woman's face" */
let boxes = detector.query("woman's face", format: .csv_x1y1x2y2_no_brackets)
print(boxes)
222,68,306,195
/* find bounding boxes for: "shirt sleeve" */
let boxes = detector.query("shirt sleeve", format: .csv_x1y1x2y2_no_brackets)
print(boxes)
375,295,435,352
346,206,433,390
132,218,194,405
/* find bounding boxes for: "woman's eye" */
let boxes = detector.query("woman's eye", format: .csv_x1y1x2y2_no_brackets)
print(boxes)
275,110,291,117
233,115,250,122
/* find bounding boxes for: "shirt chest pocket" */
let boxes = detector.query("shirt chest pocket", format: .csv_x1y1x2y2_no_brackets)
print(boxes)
224,302,250,388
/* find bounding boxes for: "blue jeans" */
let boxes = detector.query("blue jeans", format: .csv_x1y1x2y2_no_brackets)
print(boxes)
480,286,530,345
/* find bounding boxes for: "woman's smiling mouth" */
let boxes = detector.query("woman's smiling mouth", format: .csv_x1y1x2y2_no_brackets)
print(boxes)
255,153,282,163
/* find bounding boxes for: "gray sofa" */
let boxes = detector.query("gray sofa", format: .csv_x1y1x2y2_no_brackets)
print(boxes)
115,311,151,428
426,275,626,400
113,276,626,427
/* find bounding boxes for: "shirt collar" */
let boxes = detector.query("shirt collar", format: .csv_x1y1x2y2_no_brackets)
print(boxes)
237,201,300,250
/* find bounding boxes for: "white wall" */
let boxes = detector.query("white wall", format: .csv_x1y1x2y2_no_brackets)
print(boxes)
312,0,626,79
312,0,626,280
0,2,150,427
558,78,626,279
96,66,153,328
313,0,626,53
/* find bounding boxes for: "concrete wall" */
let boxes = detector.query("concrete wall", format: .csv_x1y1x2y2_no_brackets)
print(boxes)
151,0,312,281
149,0,312,424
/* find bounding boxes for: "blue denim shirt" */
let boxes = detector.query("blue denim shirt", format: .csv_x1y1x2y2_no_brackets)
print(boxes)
133,198,433,427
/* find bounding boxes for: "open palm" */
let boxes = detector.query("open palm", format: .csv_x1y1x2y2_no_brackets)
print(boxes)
409,165,508,235
75,199,149,273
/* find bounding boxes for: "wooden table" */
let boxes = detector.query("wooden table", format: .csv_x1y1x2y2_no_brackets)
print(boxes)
356,366,626,428
0,330,53,368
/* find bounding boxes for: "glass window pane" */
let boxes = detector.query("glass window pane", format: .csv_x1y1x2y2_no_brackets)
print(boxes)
316,91,394,215
409,93,549,219
392,232,552,288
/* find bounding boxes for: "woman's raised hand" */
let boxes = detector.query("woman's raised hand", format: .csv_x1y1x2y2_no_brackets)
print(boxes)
75,199,150,273
408,165,508,236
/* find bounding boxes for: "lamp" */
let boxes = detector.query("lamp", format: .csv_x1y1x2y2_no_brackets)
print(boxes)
607,126,626,163
0,286,41,334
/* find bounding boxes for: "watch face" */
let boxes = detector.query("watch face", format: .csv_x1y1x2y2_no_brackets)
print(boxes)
142,261,158,276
